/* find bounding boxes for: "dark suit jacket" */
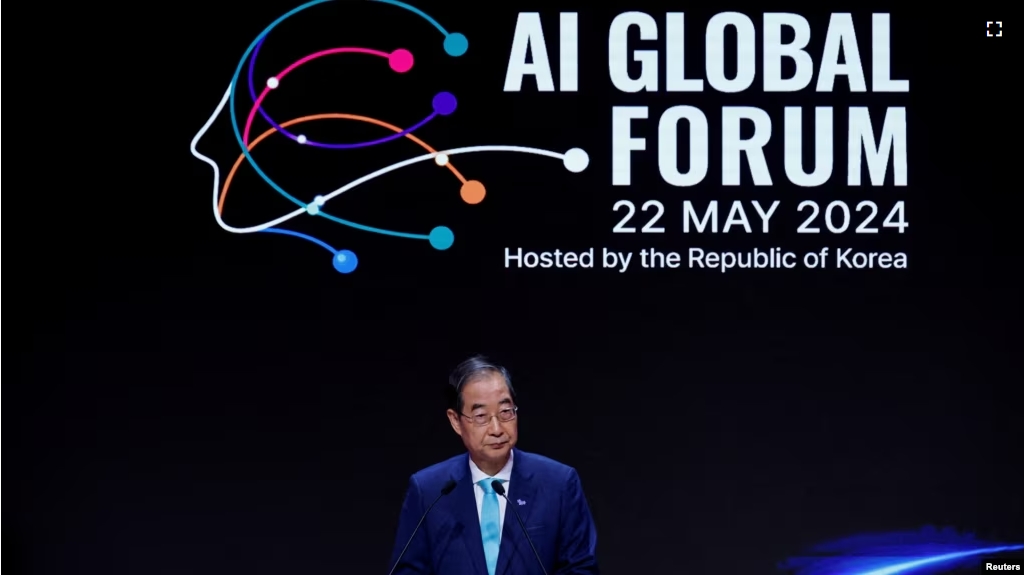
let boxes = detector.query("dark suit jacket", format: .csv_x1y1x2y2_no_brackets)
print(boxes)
389,449,598,574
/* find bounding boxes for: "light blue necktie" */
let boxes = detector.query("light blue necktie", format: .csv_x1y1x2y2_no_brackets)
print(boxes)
479,478,504,575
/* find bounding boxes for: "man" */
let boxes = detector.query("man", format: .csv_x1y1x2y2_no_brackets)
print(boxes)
388,356,599,575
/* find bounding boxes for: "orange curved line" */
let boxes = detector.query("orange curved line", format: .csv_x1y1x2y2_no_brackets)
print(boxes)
219,113,467,215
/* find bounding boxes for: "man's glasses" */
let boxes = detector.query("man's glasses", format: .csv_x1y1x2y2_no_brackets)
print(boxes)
460,406,518,426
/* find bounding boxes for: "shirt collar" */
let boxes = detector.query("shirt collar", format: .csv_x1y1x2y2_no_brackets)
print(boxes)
469,449,514,485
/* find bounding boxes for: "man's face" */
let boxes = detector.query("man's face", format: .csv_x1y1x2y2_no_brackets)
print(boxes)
447,373,518,469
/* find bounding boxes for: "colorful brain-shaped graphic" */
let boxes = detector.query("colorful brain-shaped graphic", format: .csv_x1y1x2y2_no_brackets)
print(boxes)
190,0,589,274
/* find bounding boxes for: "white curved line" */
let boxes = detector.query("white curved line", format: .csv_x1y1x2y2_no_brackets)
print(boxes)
190,83,568,234
319,145,564,207
189,86,300,234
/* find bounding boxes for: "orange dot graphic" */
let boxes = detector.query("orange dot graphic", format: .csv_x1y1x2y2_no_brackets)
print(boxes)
460,180,486,204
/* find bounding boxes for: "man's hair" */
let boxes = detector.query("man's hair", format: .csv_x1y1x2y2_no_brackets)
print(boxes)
446,355,516,413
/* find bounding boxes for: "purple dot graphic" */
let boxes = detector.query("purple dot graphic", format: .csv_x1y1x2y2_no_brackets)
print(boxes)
432,92,457,115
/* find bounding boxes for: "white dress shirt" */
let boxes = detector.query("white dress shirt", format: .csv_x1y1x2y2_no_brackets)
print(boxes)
468,450,514,541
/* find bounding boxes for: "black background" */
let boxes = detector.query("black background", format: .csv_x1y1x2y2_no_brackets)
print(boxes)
11,1,1020,574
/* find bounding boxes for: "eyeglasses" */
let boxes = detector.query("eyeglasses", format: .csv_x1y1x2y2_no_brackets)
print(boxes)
460,406,518,426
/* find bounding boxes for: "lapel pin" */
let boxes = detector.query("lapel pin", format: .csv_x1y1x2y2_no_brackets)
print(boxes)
517,499,526,506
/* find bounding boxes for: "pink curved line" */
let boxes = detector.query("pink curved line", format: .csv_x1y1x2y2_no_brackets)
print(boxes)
242,47,391,144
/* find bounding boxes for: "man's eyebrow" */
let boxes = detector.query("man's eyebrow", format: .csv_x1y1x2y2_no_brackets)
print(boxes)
470,403,487,411
498,398,512,405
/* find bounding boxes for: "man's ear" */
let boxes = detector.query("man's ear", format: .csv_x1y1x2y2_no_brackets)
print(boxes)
446,409,463,436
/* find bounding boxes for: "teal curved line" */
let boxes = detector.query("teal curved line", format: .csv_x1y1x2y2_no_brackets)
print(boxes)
370,0,449,35
318,212,428,239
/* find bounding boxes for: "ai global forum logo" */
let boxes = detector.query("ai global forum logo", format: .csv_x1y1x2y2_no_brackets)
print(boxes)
190,0,589,274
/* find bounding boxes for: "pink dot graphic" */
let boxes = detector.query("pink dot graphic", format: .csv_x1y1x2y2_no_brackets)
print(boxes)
389,49,414,73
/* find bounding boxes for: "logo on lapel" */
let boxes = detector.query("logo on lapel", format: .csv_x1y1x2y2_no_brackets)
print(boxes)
517,499,526,506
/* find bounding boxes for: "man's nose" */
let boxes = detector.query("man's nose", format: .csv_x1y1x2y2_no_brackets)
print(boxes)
487,416,503,434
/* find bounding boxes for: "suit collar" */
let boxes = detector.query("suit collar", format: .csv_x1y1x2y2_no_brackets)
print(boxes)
449,455,487,575
501,449,536,523
497,450,539,575
509,449,533,479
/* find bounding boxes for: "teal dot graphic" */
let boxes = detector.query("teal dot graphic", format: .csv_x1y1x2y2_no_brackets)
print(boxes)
444,33,468,56
429,226,454,250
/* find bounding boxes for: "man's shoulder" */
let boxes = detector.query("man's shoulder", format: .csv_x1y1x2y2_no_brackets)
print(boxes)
516,449,576,480
410,453,466,485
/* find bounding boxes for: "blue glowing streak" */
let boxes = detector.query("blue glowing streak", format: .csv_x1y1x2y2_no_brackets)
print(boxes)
780,528,1023,575
853,545,1023,575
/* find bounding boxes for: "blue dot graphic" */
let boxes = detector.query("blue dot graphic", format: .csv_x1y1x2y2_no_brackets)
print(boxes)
429,226,454,250
432,92,457,116
332,250,358,273
444,33,468,56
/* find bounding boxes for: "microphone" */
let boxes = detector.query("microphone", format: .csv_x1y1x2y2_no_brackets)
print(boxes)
387,478,457,575
492,479,548,575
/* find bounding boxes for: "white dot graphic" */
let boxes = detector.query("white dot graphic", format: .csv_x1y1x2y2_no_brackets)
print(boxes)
563,148,589,173
435,153,449,166
267,77,279,89
306,203,320,215
297,135,307,144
